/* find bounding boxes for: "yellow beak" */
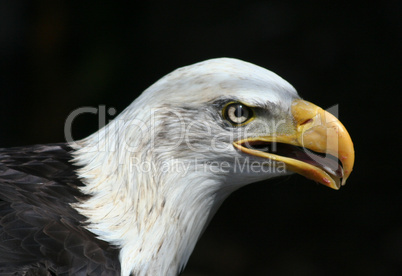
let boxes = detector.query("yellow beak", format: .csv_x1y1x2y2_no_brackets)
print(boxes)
233,100,355,190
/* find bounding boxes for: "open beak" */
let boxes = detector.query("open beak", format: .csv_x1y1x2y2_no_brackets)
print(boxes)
233,100,355,190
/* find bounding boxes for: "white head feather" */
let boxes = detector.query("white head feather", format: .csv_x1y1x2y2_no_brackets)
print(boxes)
71,58,299,276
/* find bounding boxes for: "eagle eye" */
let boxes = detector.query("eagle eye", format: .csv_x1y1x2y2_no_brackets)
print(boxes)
223,103,254,126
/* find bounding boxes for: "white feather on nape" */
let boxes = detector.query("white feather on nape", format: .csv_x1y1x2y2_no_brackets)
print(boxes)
70,58,298,276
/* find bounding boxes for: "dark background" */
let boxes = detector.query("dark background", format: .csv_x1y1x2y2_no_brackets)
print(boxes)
0,1,400,275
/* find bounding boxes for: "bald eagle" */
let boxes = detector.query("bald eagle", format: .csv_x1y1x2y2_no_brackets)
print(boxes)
0,58,354,276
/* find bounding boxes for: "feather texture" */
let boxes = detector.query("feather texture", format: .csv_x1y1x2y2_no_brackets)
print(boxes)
0,144,120,275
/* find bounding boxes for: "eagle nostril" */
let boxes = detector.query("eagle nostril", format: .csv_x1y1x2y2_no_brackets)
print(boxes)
300,119,313,126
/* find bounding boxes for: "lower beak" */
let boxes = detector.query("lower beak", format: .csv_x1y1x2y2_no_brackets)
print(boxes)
233,100,355,190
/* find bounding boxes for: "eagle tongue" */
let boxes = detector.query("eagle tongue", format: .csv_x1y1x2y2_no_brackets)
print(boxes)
291,147,344,178
263,142,344,178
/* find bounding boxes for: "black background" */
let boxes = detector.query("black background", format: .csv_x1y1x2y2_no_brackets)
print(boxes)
0,1,401,275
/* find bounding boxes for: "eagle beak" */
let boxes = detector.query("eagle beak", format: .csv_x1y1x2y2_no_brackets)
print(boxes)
233,100,355,190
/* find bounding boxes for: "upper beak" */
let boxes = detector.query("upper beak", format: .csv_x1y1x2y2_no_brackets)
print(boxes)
233,99,355,190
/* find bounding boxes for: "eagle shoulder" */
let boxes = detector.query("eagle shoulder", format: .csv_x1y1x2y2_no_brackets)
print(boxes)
0,143,120,275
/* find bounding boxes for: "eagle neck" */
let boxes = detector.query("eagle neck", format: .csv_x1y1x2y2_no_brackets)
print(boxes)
70,105,230,275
